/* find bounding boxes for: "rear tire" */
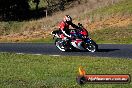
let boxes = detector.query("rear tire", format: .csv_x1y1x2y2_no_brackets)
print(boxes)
55,38,72,52
55,38,66,51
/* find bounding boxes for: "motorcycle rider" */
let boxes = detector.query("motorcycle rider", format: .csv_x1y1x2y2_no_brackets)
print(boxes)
56,15,79,49
59,15,79,39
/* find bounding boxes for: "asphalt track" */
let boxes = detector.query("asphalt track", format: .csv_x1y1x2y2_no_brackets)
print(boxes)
0,43,132,58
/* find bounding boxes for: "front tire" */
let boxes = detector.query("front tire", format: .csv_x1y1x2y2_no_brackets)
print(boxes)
85,40,98,52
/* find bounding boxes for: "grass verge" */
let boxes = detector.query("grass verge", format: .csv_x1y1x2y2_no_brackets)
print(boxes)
0,53,131,88
23,25,132,44
24,36,54,43
82,0,132,21
91,25,132,44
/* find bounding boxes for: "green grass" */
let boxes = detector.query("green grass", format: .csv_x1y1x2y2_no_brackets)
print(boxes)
0,53,132,88
97,0,132,14
24,36,54,43
80,0,132,22
0,21,26,35
90,25,132,44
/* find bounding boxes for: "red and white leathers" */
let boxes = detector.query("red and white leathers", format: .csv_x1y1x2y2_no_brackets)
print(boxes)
59,21,79,39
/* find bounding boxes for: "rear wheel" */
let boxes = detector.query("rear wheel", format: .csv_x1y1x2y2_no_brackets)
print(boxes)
55,38,72,52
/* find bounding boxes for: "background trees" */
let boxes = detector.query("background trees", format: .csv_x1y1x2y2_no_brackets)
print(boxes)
0,0,30,21
0,0,72,21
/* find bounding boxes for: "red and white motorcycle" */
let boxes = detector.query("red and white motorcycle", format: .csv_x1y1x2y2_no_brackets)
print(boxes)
51,23,98,52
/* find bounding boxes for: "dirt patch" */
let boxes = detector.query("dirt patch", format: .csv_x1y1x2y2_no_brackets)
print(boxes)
87,16,132,31
81,15,132,32
0,30,52,42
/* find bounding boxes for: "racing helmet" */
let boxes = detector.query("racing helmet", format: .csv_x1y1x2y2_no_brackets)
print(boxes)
63,15,72,23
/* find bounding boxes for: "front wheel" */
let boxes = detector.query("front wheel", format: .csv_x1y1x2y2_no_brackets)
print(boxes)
84,40,98,52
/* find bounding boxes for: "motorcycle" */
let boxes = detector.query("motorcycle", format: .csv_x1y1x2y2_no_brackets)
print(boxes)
51,23,98,52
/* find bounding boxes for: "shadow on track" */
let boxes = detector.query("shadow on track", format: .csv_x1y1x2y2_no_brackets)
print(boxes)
98,49,120,52
65,49,120,52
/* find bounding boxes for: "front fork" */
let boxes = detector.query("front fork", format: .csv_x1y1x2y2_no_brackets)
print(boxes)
81,38,92,48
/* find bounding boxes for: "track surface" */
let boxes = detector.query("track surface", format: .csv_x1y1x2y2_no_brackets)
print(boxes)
0,43,132,58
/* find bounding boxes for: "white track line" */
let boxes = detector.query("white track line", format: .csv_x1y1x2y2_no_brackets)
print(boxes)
5,52,60,56
33,54,42,55
16,53,24,55
16,53,42,55
50,55,61,56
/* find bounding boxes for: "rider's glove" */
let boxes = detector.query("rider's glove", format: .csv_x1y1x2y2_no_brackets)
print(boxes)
67,35,71,38
64,37,67,40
